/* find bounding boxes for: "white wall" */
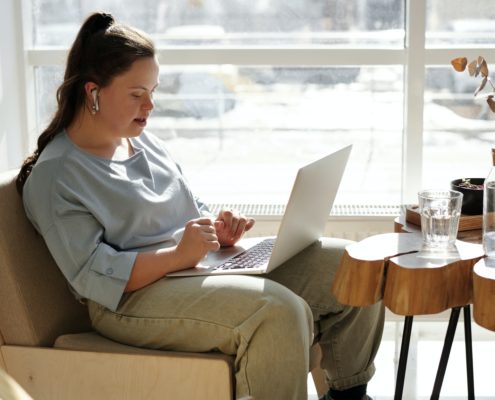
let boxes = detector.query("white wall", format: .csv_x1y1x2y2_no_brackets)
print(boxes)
0,0,29,172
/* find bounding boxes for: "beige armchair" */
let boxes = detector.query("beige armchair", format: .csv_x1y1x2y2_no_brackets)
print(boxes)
0,169,327,400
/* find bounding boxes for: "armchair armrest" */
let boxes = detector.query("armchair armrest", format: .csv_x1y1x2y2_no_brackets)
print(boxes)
2,345,233,400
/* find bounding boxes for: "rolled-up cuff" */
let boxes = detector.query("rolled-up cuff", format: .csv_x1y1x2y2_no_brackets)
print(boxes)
327,363,376,391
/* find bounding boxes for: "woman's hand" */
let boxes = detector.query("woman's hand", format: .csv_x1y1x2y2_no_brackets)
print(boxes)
126,218,219,292
214,209,255,247
175,218,220,267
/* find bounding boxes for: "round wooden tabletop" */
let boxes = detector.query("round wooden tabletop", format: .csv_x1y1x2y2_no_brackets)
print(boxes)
332,232,484,316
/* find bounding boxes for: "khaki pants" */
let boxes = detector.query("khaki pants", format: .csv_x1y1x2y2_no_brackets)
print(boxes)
88,238,384,400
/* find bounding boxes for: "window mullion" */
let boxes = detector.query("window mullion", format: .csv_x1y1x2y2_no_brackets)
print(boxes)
155,47,406,66
20,0,37,153
425,48,495,65
28,47,406,67
403,0,427,203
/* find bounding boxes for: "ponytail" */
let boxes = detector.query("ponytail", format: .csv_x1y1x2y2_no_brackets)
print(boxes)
16,12,154,194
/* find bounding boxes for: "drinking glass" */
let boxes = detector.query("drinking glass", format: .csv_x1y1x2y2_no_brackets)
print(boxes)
418,189,463,251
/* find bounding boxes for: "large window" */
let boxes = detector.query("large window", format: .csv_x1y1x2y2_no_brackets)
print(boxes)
12,0,495,208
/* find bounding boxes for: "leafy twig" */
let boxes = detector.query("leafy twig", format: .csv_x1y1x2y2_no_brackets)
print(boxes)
451,56,495,112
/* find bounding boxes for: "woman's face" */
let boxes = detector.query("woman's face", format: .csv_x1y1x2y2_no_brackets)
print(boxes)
97,56,159,138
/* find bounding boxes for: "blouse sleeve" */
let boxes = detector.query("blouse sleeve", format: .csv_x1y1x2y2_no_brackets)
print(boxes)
23,163,137,312
45,213,136,311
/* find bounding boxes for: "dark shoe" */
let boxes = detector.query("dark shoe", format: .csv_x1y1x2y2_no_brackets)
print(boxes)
319,394,372,400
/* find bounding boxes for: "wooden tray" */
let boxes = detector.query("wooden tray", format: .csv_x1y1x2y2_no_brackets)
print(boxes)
406,205,482,232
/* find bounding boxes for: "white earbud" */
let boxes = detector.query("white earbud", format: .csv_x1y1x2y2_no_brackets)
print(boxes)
91,88,99,114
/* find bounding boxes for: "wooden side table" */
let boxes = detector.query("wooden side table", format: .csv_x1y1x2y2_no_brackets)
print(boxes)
332,232,484,400
473,258,495,331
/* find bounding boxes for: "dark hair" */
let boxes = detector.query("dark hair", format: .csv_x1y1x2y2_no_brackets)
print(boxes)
16,12,155,194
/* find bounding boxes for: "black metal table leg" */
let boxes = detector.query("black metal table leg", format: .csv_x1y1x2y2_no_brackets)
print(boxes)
463,305,475,400
430,307,461,399
394,316,414,400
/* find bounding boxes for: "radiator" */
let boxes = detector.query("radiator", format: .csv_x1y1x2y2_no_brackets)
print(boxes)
206,203,403,240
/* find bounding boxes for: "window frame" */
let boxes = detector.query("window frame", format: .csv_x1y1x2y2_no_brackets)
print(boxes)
6,0,495,205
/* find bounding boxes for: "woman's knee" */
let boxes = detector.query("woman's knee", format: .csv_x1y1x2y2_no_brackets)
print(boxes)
258,280,313,329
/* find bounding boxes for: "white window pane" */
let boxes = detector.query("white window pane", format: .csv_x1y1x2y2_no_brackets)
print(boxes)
423,67,495,189
426,0,495,47
34,66,62,137
32,0,404,47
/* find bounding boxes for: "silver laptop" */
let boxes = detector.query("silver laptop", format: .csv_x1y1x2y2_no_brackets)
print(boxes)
167,144,352,277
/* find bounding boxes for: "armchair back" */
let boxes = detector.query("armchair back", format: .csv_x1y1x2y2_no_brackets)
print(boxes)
0,170,91,347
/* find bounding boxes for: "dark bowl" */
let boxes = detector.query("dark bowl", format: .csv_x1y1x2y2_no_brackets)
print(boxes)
451,178,484,215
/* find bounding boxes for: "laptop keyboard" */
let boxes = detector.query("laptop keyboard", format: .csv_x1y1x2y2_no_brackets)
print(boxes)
214,238,275,270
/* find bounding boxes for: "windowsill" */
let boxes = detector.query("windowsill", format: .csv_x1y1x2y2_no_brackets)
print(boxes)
207,203,402,238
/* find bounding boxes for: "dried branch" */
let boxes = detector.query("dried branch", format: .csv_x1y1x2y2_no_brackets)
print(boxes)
451,56,495,111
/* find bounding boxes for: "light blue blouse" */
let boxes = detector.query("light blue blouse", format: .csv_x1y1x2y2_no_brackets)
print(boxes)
23,131,210,311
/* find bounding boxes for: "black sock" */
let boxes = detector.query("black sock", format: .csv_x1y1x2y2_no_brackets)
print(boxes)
329,384,367,400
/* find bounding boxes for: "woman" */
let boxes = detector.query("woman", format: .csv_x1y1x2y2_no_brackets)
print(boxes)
16,12,384,400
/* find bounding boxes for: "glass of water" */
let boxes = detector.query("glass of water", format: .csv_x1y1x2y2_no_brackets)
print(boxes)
418,189,463,252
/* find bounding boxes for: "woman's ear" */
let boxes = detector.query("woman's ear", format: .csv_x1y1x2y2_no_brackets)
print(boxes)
84,82,100,114
84,82,99,97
